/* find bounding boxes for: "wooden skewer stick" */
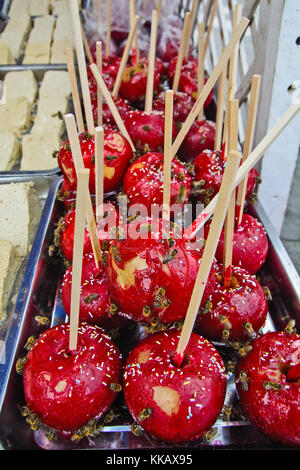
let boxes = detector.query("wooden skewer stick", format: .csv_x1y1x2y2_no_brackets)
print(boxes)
174,150,242,367
222,3,242,147
197,22,205,122
90,63,136,152
106,0,112,58
171,16,249,158
236,74,261,226
183,100,300,240
69,0,95,135
162,90,174,224
65,47,85,133
172,11,192,92
69,168,90,351
222,99,239,288
64,113,102,268
130,0,139,63
81,22,94,65
204,0,218,56
95,125,104,224
111,15,140,98
183,0,198,58
214,65,227,151
145,9,159,112
96,41,103,126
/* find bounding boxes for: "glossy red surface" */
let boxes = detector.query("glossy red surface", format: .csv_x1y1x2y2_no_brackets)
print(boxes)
23,323,122,432
106,216,217,324
236,331,300,445
194,150,258,204
123,109,177,153
57,129,133,195
196,264,268,342
179,120,216,162
213,213,269,275
123,329,227,443
122,151,192,213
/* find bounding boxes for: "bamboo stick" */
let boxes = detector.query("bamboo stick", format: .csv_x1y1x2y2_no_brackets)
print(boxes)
145,9,159,112
236,74,261,225
174,150,242,367
65,47,85,133
68,0,95,135
69,168,90,351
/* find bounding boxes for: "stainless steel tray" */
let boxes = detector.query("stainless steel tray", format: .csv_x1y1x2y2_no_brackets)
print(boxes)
0,176,299,450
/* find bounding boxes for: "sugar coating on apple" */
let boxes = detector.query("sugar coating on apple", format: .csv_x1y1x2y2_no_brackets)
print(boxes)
196,264,269,343
105,216,217,326
123,329,227,443
23,323,122,433
236,330,300,446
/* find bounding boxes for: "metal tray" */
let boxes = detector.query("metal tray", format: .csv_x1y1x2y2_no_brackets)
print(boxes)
0,174,58,364
0,176,299,450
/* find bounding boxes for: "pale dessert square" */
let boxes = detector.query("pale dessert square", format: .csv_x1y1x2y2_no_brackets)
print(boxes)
0,98,32,136
0,240,21,324
31,94,70,137
0,43,14,65
0,182,42,257
39,70,71,99
21,131,60,171
4,70,38,107
29,0,50,16
0,133,21,171
8,0,29,16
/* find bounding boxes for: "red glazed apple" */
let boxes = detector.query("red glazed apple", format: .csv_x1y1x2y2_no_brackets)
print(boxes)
59,208,92,261
236,329,300,446
123,109,177,153
196,264,269,343
57,129,133,195
213,213,269,275
193,149,259,205
179,120,216,162
167,56,214,108
90,92,132,128
153,91,194,126
122,151,192,214
23,322,122,433
123,329,227,443
59,201,119,262
119,59,161,103
106,216,217,326
61,252,111,325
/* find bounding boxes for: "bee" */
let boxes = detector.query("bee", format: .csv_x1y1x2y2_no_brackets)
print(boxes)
110,245,121,263
142,305,151,317
24,336,35,351
202,427,217,443
162,249,178,264
131,422,143,436
109,383,122,392
138,408,153,422
244,321,255,339
34,315,50,327
110,303,118,316
285,319,296,335
238,371,249,391
219,315,232,333
16,357,27,375
263,381,282,391
153,287,166,308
